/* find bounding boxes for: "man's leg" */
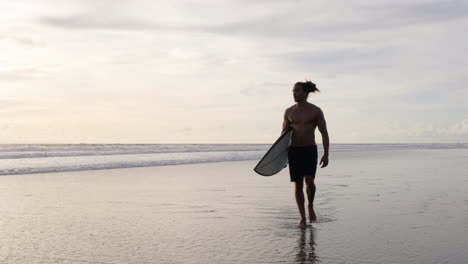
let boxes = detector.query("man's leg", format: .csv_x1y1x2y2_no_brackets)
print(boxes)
305,175,317,222
295,179,306,227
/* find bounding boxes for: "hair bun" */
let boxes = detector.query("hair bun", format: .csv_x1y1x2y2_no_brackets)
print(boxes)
304,79,319,93
295,79,320,93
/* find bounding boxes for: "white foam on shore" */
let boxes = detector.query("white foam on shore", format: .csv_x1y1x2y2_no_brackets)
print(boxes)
1,143,467,176
0,150,264,176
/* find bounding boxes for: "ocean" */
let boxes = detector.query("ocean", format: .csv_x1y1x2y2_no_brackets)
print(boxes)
1,143,467,176
2,144,468,263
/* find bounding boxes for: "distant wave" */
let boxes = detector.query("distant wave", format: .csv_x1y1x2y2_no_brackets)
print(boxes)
0,144,269,160
0,143,467,176
0,151,265,176
1,143,467,160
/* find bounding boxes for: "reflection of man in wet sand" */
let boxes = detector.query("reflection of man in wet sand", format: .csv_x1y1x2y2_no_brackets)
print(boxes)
295,227,318,263
282,80,329,228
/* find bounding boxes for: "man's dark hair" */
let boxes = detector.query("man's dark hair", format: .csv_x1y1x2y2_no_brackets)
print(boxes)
295,79,320,93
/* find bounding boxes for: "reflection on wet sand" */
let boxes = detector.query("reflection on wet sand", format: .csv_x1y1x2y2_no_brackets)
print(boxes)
295,227,319,263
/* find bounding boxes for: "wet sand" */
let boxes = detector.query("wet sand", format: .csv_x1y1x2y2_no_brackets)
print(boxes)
1,148,468,263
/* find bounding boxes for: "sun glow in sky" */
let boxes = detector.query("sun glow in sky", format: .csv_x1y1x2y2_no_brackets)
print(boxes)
1,0,468,143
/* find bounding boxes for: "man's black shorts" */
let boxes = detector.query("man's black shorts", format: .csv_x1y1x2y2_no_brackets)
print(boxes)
288,145,318,182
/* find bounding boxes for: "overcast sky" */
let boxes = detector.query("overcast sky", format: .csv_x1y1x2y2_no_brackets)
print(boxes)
1,0,467,143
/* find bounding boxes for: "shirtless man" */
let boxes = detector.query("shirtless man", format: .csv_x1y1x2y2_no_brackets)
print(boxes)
282,80,329,228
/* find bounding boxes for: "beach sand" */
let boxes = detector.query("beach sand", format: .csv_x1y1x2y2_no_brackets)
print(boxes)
1,148,468,263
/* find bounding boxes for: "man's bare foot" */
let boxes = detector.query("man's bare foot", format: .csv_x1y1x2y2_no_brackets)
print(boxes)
298,218,306,228
308,205,317,222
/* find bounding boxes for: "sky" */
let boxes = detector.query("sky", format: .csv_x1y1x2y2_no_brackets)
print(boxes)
1,0,468,144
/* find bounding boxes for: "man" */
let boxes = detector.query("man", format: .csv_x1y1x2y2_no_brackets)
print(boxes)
282,80,329,227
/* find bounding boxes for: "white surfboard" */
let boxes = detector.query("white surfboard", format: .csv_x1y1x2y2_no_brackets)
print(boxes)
254,128,292,176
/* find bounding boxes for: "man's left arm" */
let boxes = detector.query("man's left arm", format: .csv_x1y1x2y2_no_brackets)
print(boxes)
317,108,329,168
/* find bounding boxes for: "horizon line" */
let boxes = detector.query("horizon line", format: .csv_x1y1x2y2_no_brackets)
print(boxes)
0,142,467,145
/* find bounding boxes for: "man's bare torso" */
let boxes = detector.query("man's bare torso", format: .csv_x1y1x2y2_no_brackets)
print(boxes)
285,102,323,146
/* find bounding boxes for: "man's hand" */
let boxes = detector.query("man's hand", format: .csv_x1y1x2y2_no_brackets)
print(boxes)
319,155,329,168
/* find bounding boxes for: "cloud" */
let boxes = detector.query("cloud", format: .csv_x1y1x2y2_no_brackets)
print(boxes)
0,99,25,111
438,119,468,136
37,0,468,40
240,82,289,96
14,38,35,46
1,36,37,46
0,98,54,117
6,0,468,143
39,15,153,31
358,0,468,27
379,119,468,142
267,47,395,73
0,68,47,82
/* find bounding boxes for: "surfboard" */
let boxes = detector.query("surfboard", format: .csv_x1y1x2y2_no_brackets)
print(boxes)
254,128,293,176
